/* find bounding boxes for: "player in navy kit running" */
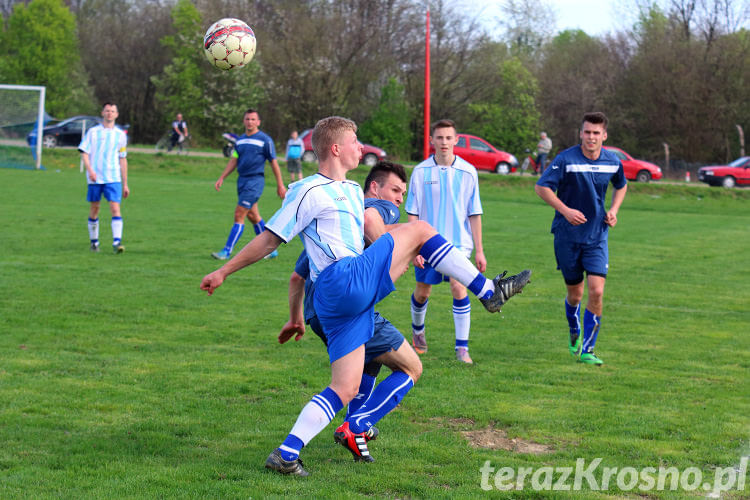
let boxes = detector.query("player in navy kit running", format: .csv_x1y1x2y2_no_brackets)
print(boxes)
535,112,627,366
211,109,286,260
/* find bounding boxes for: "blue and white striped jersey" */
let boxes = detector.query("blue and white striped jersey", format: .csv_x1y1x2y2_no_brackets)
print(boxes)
536,145,627,244
266,173,364,281
405,155,482,254
78,125,127,184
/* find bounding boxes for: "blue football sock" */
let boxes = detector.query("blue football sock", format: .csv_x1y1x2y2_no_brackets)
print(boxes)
347,372,414,434
253,219,266,235
565,299,581,337
223,223,244,253
345,373,376,420
581,309,601,353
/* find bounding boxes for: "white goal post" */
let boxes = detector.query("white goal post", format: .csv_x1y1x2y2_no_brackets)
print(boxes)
0,84,46,170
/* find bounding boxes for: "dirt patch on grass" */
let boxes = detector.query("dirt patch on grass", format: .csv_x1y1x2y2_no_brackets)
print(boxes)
462,427,554,454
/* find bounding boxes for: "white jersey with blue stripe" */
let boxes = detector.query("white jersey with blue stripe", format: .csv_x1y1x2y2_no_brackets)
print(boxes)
405,154,482,253
78,125,127,184
266,173,364,281
536,145,627,244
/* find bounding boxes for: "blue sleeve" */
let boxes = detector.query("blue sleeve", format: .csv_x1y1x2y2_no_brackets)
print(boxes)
612,162,627,190
536,155,564,190
266,136,277,161
294,250,310,280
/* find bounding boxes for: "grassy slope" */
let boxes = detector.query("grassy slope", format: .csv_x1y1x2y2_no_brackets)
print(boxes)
0,148,748,498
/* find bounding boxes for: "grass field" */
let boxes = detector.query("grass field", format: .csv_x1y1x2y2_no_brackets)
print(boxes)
1,147,749,499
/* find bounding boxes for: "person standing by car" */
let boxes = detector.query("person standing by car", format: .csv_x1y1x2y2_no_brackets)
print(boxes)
79,102,129,254
534,112,627,366
168,113,188,153
285,130,304,182
406,119,486,364
536,131,552,174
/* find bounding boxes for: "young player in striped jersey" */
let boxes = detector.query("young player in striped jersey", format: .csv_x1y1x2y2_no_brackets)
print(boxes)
200,116,531,476
405,119,485,363
79,102,129,254
278,161,420,461
534,112,628,366
211,109,286,260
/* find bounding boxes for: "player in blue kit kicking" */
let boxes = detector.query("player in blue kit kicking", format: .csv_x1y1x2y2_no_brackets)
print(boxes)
534,112,628,366
211,109,286,260
278,161,418,459
200,116,531,476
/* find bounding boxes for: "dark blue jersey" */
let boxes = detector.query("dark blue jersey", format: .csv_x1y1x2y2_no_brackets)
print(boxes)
364,198,400,225
536,145,626,244
232,130,276,178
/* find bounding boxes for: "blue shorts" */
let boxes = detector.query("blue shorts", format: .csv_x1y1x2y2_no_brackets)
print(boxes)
237,176,264,209
309,311,405,364
414,262,450,285
554,237,609,284
314,233,396,363
87,183,122,203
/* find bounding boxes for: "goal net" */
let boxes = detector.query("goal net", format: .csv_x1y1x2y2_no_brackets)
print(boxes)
0,84,46,170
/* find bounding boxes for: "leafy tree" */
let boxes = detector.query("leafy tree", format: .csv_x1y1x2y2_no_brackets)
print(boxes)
358,78,412,160
0,0,94,116
464,57,540,157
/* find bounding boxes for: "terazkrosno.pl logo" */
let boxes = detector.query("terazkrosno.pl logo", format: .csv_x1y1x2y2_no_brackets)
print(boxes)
479,457,748,494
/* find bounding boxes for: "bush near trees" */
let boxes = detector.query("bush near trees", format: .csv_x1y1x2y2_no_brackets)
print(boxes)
0,0,747,167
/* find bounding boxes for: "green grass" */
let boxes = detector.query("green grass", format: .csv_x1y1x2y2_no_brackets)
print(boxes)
1,149,749,498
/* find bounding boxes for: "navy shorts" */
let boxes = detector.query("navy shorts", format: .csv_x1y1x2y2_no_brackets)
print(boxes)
314,233,396,363
87,183,122,203
414,262,450,285
309,311,405,364
554,237,609,284
237,176,264,209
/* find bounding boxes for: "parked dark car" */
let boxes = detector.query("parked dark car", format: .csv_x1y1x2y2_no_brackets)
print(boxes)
431,133,518,174
298,129,386,167
27,115,129,148
697,157,750,188
603,146,662,182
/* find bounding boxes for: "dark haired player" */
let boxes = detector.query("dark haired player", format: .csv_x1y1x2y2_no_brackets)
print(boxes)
534,112,627,366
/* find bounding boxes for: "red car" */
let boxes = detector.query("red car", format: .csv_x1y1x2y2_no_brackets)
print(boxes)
697,157,750,188
431,133,518,174
604,146,662,182
298,128,386,167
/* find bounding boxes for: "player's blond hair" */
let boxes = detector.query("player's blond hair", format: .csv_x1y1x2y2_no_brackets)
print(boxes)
312,116,357,162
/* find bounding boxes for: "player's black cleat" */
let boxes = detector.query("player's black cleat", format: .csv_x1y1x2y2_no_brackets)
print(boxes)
334,421,374,462
264,449,309,476
480,269,532,313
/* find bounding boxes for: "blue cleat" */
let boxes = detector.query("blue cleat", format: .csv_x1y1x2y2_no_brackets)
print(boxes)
211,249,230,260
264,249,279,260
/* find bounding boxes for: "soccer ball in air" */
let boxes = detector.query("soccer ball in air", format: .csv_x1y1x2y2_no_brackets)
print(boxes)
203,18,256,70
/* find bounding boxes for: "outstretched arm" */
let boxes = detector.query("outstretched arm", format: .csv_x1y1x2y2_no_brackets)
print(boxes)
200,230,283,295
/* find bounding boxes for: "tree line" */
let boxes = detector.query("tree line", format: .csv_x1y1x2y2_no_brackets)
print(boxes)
1,0,748,169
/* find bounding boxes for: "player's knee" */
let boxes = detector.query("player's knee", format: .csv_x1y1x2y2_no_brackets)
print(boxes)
406,356,422,382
